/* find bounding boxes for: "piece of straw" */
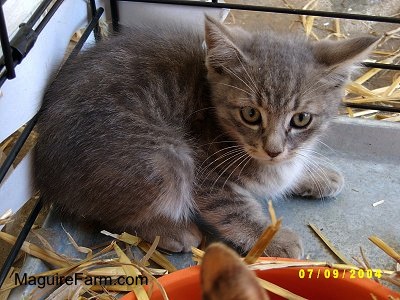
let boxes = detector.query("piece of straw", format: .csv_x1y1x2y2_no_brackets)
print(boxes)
369,236,400,263
360,246,380,283
334,19,340,36
138,241,177,273
257,278,307,300
308,223,354,265
0,267,15,299
354,53,400,85
114,243,149,299
383,115,400,122
0,232,70,267
100,230,142,246
301,0,319,39
61,224,93,259
0,209,13,225
140,236,160,266
243,200,282,264
346,82,376,97
383,74,400,97
346,107,354,117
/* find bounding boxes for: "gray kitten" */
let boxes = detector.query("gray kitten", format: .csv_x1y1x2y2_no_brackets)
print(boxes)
34,16,376,258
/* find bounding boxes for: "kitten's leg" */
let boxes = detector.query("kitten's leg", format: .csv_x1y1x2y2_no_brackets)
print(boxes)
195,179,303,258
135,218,202,252
293,164,344,198
111,140,202,252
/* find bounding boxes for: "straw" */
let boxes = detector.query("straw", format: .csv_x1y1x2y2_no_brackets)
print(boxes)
369,236,400,264
244,201,282,264
257,278,307,300
0,232,70,267
308,223,354,266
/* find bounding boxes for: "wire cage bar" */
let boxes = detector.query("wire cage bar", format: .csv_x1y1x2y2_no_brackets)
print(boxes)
0,0,399,291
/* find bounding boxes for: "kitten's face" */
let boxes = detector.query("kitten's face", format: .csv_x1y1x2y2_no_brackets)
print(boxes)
204,16,376,164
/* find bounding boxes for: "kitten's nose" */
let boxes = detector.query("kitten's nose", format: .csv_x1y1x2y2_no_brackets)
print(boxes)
266,150,282,158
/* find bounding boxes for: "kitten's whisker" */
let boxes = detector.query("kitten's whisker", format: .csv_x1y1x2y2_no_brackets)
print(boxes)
200,140,237,147
203,151,244,185
186,106,216,121
199,147,243,174
315,139,336,153
234,51,260,96
297,154,330,198
237,155,252,180
297,147,335,167
298,157,324,199
221,65,257,95
201,145,242,163
297,147,339,172
298,70,332,98
298,154,332,195
221,154,251,190
200,149,244,175
217,82,252,96
201,150,244,181
300,79,336,99
203,133,231,150
211,152,249,191
300,153,336,169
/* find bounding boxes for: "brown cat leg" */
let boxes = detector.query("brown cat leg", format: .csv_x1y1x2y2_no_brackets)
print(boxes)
196,179,303,258
201,243,270,300
293,164,344,198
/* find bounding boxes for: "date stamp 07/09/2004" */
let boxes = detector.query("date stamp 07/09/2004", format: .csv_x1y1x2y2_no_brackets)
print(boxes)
298,268,383,279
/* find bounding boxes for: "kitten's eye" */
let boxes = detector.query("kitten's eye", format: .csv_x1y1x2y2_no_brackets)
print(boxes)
290,112,312,128
240,107,261,125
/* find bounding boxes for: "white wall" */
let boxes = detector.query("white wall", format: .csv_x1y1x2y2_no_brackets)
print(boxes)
0,0,90,226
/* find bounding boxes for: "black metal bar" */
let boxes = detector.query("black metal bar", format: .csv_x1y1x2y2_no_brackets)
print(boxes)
362,62,400,71
34,0,64,34
343,103,400,113
0,68,7,86
25,0,55,29
67,7,104,60
0,0,64,87
89,0,101,41
119,0,400,24
110,0,119,32
0,198,43,288
118,0,400,71
0,114,38,183
0,3,15,79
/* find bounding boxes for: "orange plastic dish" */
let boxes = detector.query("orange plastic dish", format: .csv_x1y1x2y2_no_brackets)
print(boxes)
121,258,400,300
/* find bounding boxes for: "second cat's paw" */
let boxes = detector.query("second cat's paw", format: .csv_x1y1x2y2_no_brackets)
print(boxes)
264,227,303,259
294,168,344,198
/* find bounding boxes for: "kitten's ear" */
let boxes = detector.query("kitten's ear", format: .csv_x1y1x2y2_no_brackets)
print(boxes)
204,15,247,74
313,36,378,68
201,243,269,300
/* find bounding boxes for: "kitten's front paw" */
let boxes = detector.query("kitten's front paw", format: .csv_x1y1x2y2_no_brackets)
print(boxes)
264,228,303,259
157,223,202,253
294,167,344,198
